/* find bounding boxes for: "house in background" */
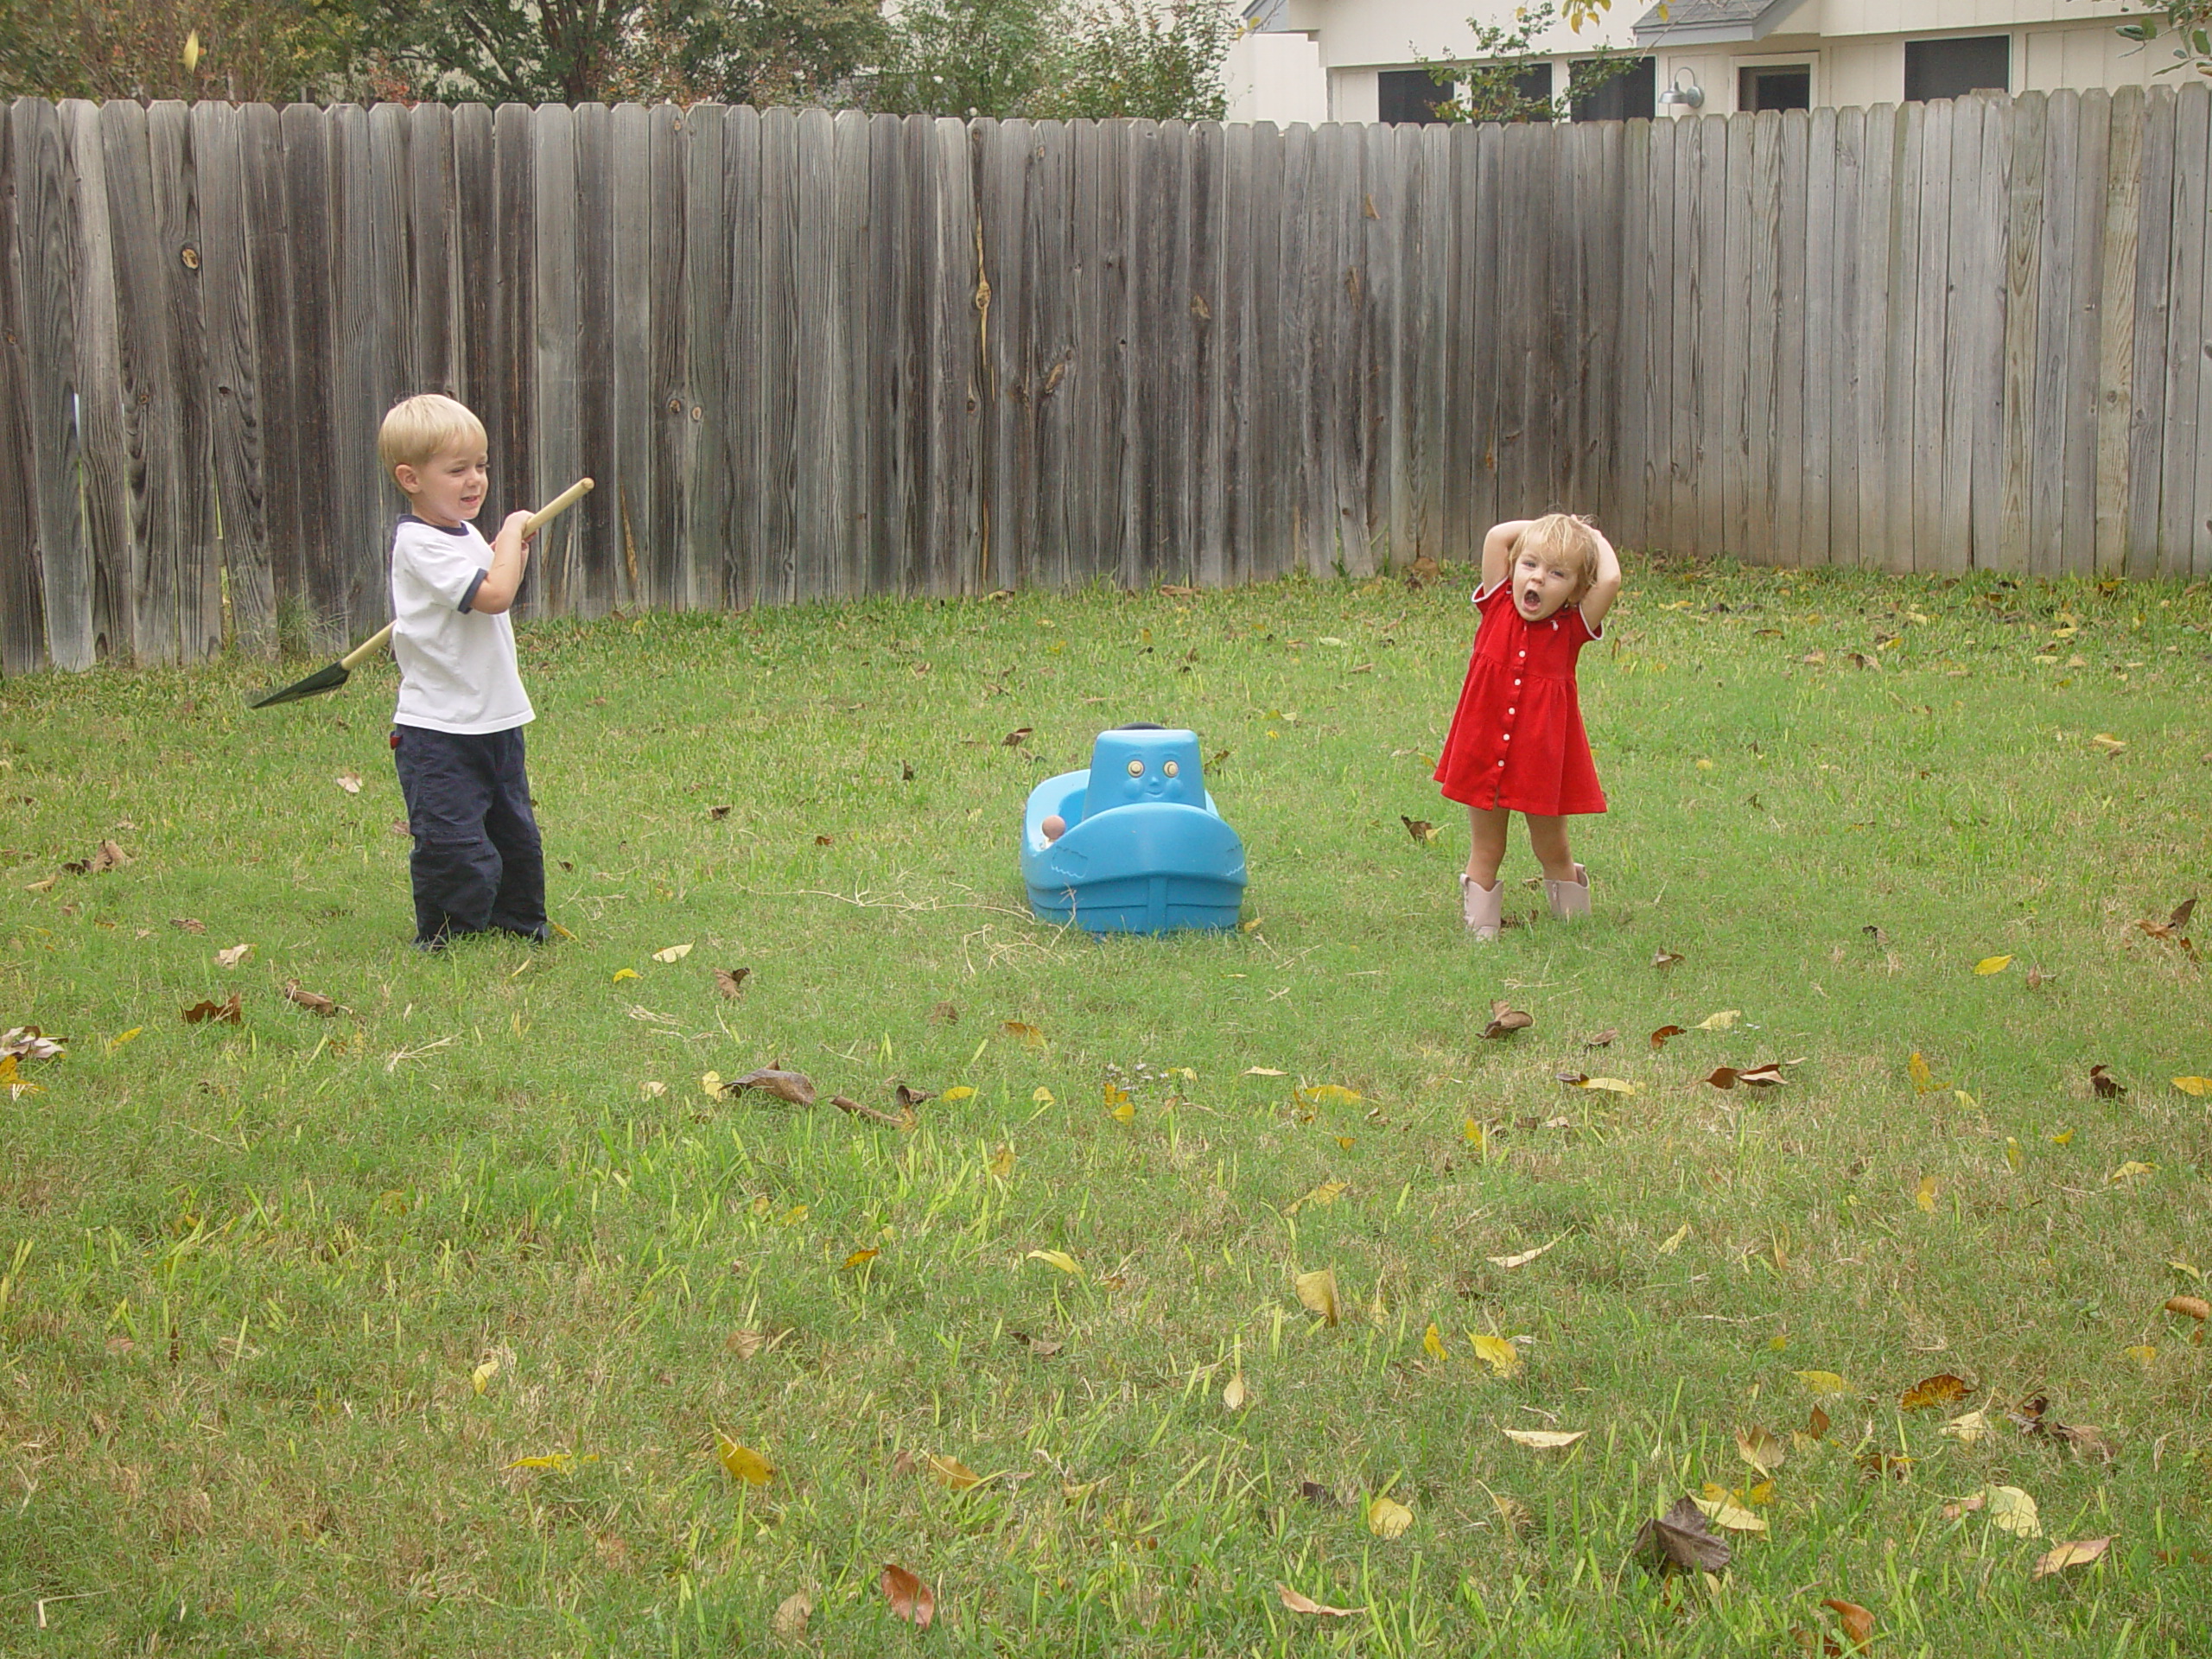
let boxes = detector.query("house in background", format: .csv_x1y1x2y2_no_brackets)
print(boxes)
1224,0,2177,124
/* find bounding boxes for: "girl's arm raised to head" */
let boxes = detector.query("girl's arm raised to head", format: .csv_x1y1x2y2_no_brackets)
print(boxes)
1479,520,1532,594
1579,528,1624,631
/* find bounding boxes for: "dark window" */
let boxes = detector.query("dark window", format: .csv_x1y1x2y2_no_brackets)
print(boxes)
1377,68,1455,124
1570,55,1655,122
1514,61,1556,117
1738,65,1811,112
1904,35,2009,102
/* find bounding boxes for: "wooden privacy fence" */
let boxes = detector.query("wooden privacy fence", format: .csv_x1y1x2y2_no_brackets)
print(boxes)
3,87,2210,673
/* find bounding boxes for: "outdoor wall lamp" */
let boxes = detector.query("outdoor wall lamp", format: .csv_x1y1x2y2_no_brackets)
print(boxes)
1657,68,1705,109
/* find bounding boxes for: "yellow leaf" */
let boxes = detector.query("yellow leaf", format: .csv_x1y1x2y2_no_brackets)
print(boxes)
612,968,640,983
106,1027,143,1051
716,1436,775,1484
1286,1180,1349,1216
1692,1491,1767,1533
2108,1161,2156,1183
1694,1009,1742,1030
1102,1081,1130,1109
1578,1077,1637,1095
2091,732,2126,752
1656,1223,1691,1256
1294,1266,1340,1325
842,1248,880,1270
2005,1136,2023,1172
1915,1175,1938,1212
1027,1249,1081,1275
700,1071,724,1098
941,1085,976,1102
1983,1485,2043,1537
1422,1322,1446,1361
1296,1084,1363,1106
1748,1479,1775,1504
2171,1076,2212,1096
1973,955,2013,976
1033,1086,1054,1104
1795,1370,1848,1396
1366,1494,1414,1539
779,1204,808,1225
2125,1344,2157,1365
1461,1116,1486,1147
1470,1333,1522,1377
505,1452,591,1471
1695,757,1715,770
1487,1233,1567,1269
652,943,694,963
1243,1066,1287,1077
2050,1128,2075,1146
1908,1051,1936,1092
1110,1101,1135,1124
771,1592,812,1638
1498,1427,1586,1450
470,1358,499,1395
988,1145,1015,1178
1941,1408,1993,1447
1003,1020,1047,1047
183,29,201,71
1222,1372,1248,1410
1333,1134,1354,1148
926,1453,982,1490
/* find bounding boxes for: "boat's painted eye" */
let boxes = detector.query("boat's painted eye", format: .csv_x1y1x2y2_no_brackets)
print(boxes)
1162,760,1179,778
1127,759,1145,777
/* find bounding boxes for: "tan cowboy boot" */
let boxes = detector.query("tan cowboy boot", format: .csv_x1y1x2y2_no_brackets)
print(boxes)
1544,863,1591,921
1460,874,1505,941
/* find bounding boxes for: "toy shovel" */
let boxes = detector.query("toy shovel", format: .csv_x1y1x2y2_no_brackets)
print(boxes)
251,477,594,708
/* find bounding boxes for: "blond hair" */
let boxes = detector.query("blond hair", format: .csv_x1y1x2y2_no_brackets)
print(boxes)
1516,513,1604,597
377,393,486,480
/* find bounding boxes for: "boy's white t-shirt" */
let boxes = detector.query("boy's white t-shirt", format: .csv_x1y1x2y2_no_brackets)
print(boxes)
389,516,535,734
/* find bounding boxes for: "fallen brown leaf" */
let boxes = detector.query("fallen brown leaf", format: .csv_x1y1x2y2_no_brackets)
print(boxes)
714,967,750,999
1652,949,1685,969
282,980,339,1017
880,1563,936,1627
1001,727,1033,747
931,1000,959,1024
170,917,207,934
1736,1424,1786,1474
1002,1020,1046,1046
1585,1028,1618,1048
182,994,243,1027
770,1591,811,1638
1822,1599,1875,1650
1650,1025,1687,1050
1401,815,1438,843
725,1068,817,1106
1482,1002,1533,1040
335,771,362,795
2166,1294,2212,1322
214,943,252,969
1635,1497,1731,1573
2090,1064,2125,1098
1276,1581,1363,1618
2031,1536,2113,1580
708,804,733,819
1899,1373,1972,1413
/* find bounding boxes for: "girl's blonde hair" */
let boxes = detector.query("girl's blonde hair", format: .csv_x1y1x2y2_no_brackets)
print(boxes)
378,393,486,480
1517,513,1604,597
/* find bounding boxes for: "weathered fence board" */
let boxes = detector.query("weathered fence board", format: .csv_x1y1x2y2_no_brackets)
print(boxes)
4,92,2210,671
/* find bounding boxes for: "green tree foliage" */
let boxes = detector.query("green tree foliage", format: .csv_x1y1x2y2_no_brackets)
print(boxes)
1420,2,1632,124
0,0,361,101
2114,1,2212,79
868,0,1238,120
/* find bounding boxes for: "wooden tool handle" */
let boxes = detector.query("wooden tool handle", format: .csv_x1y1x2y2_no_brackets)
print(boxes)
340,621,396,670
524,475,594,535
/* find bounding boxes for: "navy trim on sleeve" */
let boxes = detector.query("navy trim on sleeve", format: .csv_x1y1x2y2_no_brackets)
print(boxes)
399,512,472,538
459,569,486,613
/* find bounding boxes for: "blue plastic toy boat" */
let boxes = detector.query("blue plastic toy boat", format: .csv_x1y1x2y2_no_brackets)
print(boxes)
1020,727,1248,933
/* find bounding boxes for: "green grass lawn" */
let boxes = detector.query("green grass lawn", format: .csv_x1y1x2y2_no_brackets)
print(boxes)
2,556,2209,1656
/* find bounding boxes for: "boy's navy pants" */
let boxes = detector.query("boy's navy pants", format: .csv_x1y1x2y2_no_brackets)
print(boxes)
391,724,547,946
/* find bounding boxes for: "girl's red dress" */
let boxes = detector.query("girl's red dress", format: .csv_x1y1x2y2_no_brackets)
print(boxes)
1433,581,1606,815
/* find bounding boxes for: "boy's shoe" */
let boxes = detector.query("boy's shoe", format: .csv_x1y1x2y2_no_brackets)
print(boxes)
1460,874,1504,942
1544,864,1591,920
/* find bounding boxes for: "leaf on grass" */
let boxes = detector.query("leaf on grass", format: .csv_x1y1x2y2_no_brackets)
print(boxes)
1286,1180,1349,1216
1487,1233,1566,1269
170,917,207,934
1001,727,1033,747
1576,1077,1637,1095
2165,1294,2211,1321
0,1027,66,1062
645,942,693,964
1481,1003,1534,1039
1401,816,1439,843
2090,1065,2126,1098
941,1085,976,1102
1422,1323,1447,1361
1908,1051,1936,1092
1243,1066,1287,1077
2125,1343,2158,1365
1974,955,2013,975
714,967,750,998
612,968,640,983
1652,949,1685,969
1795,1370,1848,1397
770,1592,812,1638
1695,1009,1742,1030
2031,1537,2113,1580
1941,1408,1993,1447
880,1563,936,1627
1982,1484,2043,1536
2091,733,2126,753
1586,1028,1618,1048
0,1056,40,1098
1500,1426,1586,1450
181,994,243,1027
926,1453,982,1491
1693,1490,1767,1533
1635,1497,1732,1573
1003,1020,1046,1047
214,943,253,968
506,1452,590,1471
1822,1599,1875,1649
1367,1494,1414,1539
2171,1075,2212,1096
1470,1333,1522,1377
1027,1249,1081,1275
470,1358,499,1395
1294,1266,1341,1325
1222,1371,1247,1410
2107,1160,2156,1183
335,771,363,795
1650,1025,1687,1050
1657,1224,1691,1256
1899,1373,1971,1412
1915,1175,1938,1212
282,981,338,1017
726,1068,817,1106
1276,1582,1363,1618
842,1248,879,1271
715,1436,775,1484
1737,1425,1786,1474
1296,1083,1362,1105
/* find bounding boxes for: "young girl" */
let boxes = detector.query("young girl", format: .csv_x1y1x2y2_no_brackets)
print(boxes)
1433,515,1622,941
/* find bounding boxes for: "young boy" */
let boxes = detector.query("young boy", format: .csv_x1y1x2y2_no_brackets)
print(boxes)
378,393,547,949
